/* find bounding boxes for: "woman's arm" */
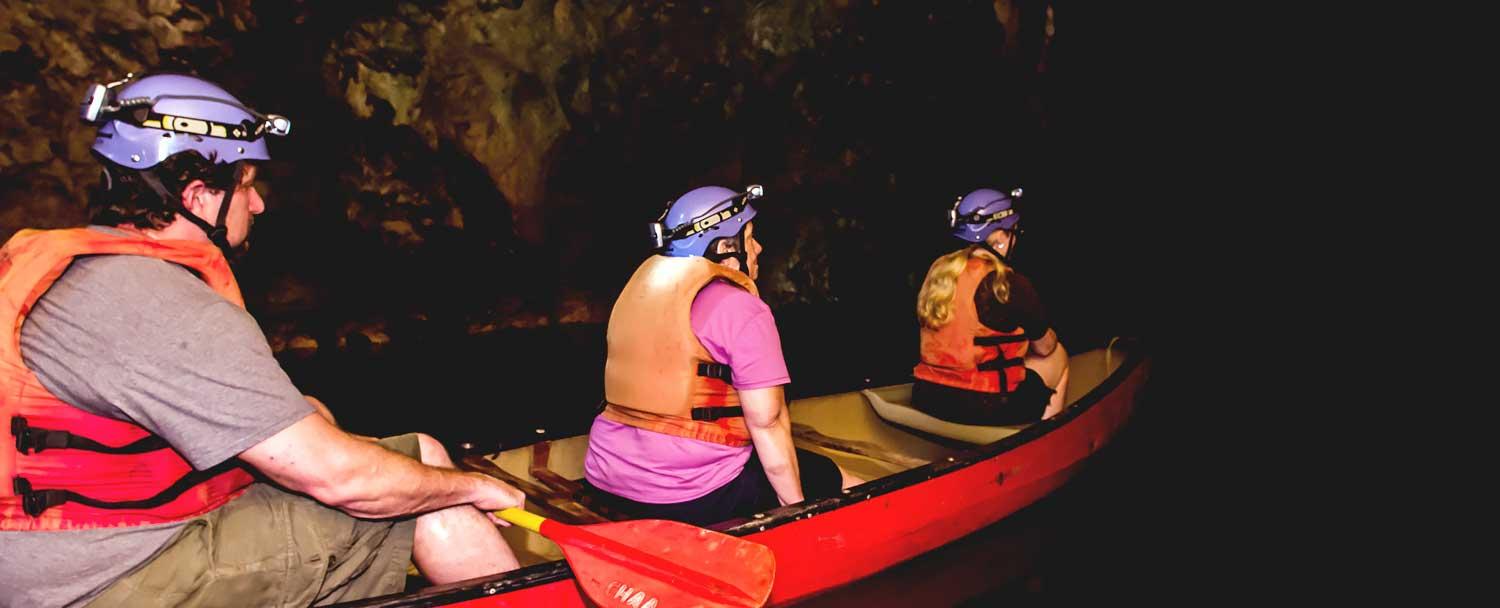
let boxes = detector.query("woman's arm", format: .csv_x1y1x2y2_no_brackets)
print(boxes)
1030,327,1059,357
739,385,803,506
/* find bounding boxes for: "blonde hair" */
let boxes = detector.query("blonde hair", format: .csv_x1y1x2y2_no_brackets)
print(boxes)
916,246,1011,330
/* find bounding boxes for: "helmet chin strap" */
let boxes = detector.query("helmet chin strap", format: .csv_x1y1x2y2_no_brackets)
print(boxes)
979,242,1007,263
703,233,750,275
136,170,236,257
976,229,1020,264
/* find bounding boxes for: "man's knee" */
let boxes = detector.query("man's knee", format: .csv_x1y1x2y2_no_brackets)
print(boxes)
415,433,454,468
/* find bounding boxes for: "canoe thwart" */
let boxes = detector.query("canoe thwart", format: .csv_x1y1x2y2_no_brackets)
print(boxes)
790,423,931,469
460,454,615,524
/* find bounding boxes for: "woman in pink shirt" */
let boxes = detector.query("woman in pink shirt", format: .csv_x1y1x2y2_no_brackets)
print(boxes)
584,185,860,526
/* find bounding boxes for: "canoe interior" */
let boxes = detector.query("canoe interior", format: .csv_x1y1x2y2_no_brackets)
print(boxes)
462,341,1130,567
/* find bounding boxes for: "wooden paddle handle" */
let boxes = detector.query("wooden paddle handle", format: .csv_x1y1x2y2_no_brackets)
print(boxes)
495,508,546,533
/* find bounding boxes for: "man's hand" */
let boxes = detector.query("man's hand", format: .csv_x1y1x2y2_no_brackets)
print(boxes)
470,473,527,525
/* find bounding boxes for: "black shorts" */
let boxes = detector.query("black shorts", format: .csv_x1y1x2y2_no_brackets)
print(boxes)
911,368,1055,426
584,448,843,527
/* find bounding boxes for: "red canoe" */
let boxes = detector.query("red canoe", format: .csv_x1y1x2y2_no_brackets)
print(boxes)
335,339,1150,607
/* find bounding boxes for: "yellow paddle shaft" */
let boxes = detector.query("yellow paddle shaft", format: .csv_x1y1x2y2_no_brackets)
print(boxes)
494,507,545,533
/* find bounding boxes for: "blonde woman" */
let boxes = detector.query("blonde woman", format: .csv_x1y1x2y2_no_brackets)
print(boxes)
912,188,1070,425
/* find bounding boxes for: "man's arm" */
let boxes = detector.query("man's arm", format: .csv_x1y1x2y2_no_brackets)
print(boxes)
740,385,803,506
302,394,377,442
239,412,523,519
302,394,339,425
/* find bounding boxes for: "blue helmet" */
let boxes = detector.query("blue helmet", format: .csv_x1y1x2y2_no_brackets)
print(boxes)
948,187,1023,243
650,184,763,258
82,73,290,170
80,73,290,254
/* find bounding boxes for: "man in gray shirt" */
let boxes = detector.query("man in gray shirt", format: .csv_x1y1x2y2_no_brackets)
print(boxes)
0,73,523,607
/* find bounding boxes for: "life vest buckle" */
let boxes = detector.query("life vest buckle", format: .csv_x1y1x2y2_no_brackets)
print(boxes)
22,489,66,517
11,416,70,455
11,416,33,453
696,362,734,383
690,406,744,422
12,476,65,517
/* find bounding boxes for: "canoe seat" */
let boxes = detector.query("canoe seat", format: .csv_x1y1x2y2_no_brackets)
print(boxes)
861,386,1025,445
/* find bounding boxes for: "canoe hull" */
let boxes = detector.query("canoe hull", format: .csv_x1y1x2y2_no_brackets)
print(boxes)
756,351,1147,603
341,347,1150,607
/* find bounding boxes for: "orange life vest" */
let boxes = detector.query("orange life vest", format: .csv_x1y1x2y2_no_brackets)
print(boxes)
913,256,1030,395
601,256,759,447
0,228,255,531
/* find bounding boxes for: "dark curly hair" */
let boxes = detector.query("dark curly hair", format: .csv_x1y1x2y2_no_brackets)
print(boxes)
87,151,250,230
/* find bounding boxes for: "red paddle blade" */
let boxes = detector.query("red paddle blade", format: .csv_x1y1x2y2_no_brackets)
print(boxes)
545,518,775,608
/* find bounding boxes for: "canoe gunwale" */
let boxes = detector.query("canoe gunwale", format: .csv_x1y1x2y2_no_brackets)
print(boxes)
335,560,576,608
720,345,1147,536
331,344,1149,608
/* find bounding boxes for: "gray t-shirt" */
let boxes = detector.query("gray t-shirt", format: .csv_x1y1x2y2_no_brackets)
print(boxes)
0,228,313,608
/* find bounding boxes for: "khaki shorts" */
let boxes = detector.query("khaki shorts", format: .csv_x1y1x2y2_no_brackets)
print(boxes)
86,434,421,608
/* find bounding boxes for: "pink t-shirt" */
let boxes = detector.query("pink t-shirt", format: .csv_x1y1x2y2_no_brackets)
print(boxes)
585,280,790,504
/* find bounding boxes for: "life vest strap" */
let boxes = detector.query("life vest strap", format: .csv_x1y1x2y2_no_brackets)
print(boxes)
690,406,743,421
973,335,1029,346
975,356,1026,395
976,357,1026,371
11,416,170,455
696,362,734,383
11,459,241,518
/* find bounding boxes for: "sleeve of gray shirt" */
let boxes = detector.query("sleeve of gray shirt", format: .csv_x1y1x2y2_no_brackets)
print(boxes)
19,252,314,470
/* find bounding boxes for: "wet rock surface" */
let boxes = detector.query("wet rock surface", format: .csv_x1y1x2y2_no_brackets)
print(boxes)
1,0,1161,412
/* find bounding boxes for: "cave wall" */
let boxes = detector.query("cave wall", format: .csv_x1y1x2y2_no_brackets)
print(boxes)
2,0,1066,357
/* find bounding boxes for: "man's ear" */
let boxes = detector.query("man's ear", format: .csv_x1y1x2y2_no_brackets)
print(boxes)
179,179,210,213
714,237,740,254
